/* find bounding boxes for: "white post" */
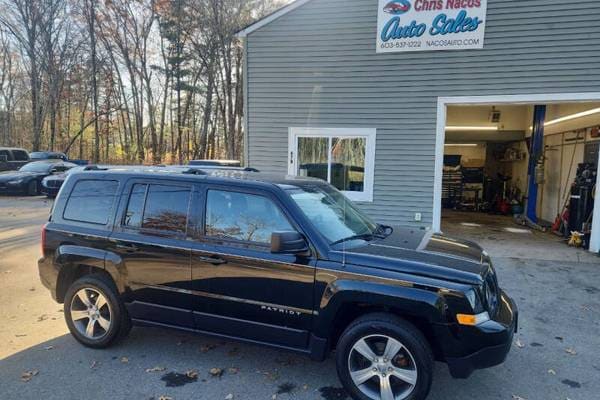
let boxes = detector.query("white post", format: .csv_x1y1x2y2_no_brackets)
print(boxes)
432,99,447,233
589,149,600,253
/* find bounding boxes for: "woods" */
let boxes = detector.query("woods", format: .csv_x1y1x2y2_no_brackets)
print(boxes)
0,0,287,164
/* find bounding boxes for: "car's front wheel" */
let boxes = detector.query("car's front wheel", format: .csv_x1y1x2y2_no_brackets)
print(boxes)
64,274,131,348
26,180,38,196
336,313,433,400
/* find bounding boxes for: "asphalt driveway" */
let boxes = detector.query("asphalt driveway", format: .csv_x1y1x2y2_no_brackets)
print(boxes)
1,196,599,400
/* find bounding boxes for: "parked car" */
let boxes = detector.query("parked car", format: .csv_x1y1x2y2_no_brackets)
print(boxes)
0,147,30,172
38,168,517,400
29,151,68,161
188,159,241,167
41,166,85,197
0,160,77,195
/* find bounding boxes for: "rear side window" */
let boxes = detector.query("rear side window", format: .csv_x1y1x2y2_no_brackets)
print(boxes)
205,190,293,244
124,183,191,234
12,150,29,161
63,180,119,225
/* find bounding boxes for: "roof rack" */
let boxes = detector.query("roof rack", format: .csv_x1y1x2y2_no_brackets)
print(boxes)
83,165,108,171
182,168,208,175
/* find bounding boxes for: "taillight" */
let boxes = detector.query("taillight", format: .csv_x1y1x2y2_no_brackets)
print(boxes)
41,223,48,256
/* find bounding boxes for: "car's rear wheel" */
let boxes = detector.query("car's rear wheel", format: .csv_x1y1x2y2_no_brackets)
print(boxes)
27,180,38,196
64,274,131,348
336,313,433,400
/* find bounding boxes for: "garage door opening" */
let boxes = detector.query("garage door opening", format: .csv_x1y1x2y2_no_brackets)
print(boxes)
434,96,600,260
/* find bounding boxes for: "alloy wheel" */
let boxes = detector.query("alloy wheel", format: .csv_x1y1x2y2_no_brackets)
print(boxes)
348,334,418,400
70,288,112,340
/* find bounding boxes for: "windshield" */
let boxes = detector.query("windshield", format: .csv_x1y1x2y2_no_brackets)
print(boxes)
19,162,51,173
29,152,46,159
287,183,379,244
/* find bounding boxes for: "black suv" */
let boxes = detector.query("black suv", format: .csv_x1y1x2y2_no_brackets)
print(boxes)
39,167,517,400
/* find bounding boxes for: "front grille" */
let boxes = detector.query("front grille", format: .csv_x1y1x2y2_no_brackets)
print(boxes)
45,180,62,188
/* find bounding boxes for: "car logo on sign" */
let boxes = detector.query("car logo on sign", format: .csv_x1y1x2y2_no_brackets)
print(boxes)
383,0,411,15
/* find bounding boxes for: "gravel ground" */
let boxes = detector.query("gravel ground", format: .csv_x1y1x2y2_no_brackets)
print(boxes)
1,196,599,400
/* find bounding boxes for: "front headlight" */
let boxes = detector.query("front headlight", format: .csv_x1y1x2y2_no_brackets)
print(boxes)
481,268,500,317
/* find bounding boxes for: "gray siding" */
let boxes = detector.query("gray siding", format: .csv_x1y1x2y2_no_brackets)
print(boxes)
245,0,600,227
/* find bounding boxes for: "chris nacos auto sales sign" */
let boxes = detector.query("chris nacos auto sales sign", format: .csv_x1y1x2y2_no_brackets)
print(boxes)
377,0,488,53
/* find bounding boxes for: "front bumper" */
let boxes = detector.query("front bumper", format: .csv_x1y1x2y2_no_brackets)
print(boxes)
0,182,26,194
41,186,60,196
435,291,518,378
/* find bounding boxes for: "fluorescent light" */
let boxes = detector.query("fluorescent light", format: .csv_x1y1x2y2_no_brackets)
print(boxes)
444,143,480,147
545,107,600,126
446,126,498,131
529,107,600,130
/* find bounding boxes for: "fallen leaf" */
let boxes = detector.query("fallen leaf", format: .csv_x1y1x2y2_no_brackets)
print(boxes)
548,369,556,375
515,339,525,348
225,394,234,400
185,369,198,379
565,348,577,355
512,395,526,400
29,288,35,291
271,395,277,400
120,357,129,363
209,367,223,377
158,396,173,400
302,384,308,390
21,370,39,382
228,367,239,374
90,361,98,369
37,315,48,322
44,346,54,351
146,366,166,373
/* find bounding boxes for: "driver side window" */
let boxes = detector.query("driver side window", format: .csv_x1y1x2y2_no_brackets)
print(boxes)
205,190,294,244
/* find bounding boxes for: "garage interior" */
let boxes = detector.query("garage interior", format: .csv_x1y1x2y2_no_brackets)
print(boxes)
441,102,599,262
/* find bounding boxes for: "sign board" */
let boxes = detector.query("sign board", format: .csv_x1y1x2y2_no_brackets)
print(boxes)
377,0,488,53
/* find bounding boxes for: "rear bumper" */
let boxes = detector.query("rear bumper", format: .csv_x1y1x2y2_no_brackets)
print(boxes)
38,256,59,302
435,291,518,378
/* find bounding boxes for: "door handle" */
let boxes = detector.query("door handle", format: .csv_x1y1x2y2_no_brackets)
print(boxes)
116,243,139,252
197,255,227,266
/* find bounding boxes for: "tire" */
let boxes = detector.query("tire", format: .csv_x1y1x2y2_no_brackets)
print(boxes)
336,313,434,400
64,274,131,348
27,180,38,196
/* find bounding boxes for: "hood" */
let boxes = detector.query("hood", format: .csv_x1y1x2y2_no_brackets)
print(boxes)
337,226,488,285
0,171,40,182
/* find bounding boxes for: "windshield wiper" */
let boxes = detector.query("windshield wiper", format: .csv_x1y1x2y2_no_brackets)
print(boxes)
330,233,378,246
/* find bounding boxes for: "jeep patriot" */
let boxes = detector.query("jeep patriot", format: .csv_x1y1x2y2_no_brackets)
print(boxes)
38,166,518,400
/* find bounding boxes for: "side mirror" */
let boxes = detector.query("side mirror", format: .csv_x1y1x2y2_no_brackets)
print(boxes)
271,231,309,255
0,155,7,163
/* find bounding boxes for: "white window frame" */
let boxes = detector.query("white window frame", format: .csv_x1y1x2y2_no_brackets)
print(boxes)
288,127,376,202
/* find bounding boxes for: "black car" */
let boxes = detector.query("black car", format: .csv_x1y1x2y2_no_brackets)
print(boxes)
38,167,517,400
29,151,68,161
41,166,85,197
0,160,77,195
